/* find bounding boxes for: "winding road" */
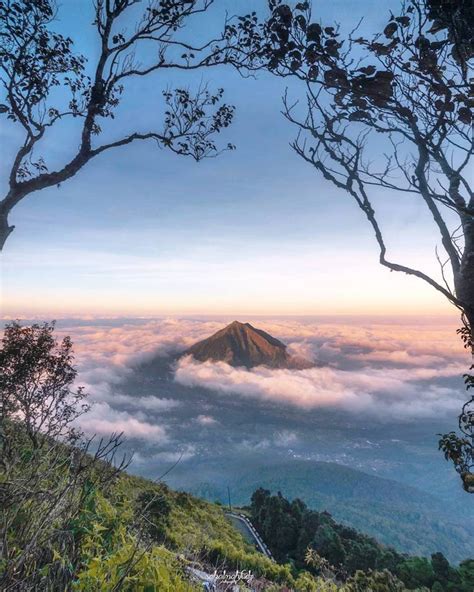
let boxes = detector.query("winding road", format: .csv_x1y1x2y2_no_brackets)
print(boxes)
225,512,274,561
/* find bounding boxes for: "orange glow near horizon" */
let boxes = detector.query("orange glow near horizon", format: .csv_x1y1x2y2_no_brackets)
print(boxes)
0,231,458,320
0,296,456,320
0,271,456,319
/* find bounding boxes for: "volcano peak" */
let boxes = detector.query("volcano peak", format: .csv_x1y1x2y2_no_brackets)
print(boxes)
184,321,314,369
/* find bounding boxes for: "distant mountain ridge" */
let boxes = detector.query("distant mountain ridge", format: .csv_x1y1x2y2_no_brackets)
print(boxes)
185,320,314,369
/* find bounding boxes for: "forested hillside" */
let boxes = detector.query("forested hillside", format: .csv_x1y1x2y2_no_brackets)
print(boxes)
185,459,473,562
249,489,474,591
4,418,473,591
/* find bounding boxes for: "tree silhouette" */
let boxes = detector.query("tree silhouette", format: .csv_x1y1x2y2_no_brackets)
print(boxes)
0,0,262,249
261,0,473,491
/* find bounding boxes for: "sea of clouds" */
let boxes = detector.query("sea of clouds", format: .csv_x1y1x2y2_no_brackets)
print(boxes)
40,315,469,443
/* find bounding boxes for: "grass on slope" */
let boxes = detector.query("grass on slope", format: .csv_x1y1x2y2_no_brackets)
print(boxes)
118,473,294,585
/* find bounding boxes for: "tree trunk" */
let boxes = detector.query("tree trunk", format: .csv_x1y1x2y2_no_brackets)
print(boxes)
455,219,474,338
0,210,14,251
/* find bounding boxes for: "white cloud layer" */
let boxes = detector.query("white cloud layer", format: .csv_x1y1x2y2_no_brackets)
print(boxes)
82,403,168,442
47,316,467,435
55,318,223,441
174,355,464,420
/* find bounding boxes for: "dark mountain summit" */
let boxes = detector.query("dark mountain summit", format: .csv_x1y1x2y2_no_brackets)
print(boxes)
185,320,314,369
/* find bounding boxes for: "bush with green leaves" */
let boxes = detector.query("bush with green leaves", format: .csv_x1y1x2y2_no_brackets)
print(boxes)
72,489,196,591
0,322,127,590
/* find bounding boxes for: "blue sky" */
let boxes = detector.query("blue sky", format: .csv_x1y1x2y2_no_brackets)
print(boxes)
0,0,455,317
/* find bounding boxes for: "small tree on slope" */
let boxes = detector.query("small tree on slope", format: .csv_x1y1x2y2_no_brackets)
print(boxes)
0,321,127,590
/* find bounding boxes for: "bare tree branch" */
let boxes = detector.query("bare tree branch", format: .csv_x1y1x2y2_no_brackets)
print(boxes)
0,0,264,249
